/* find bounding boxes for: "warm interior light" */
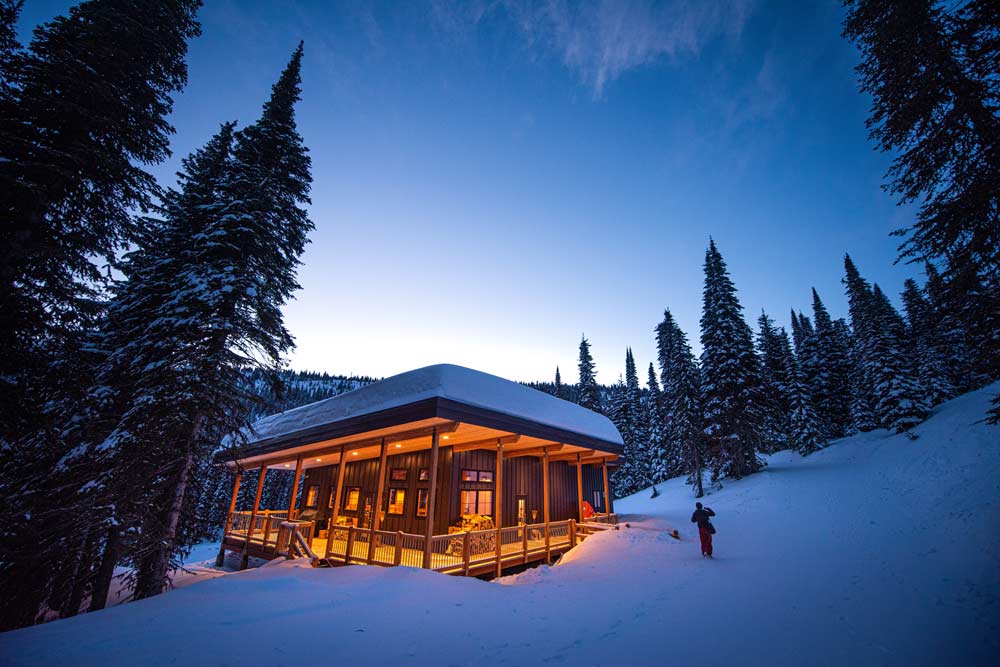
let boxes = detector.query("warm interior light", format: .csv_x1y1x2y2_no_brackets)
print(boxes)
442,435,450,440
315,458,322,462
352,451,358,456
395,443,402,448
284,464,290,468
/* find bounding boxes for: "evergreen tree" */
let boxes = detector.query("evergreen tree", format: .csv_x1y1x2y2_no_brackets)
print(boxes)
607,378,637,496
553,366,563,399
756,311,794,453
700,240,765,479
811,289,853,438
646,363,674,480
844,255,929,435
843,0,1000,274
787,354,824,456
901,278,956,406
656,309,705,497
0,0,202,444
577,335,602,412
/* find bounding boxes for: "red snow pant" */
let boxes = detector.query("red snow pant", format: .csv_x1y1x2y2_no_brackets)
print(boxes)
698,527,713,556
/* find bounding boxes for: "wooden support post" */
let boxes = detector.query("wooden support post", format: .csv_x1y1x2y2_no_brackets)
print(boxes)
495,438,504,578
394,531,403,566
522,521,529,564
423,428,440,569
327,447,348,560
462,531,471,576
367,438,388,565
241,465,267,570
570,519,577,547
602,458,611,518
287,455,303,520
216,470,242,566
543,448,551,565
346,525,355,563
576,452,584,523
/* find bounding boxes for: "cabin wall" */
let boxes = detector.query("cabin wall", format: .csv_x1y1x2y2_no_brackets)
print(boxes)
300,447,453,536
300,449,613,536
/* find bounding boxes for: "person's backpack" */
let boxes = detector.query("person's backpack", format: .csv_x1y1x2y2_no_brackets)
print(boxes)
706,520,717,535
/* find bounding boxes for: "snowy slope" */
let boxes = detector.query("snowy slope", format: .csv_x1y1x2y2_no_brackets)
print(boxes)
2,385,997,666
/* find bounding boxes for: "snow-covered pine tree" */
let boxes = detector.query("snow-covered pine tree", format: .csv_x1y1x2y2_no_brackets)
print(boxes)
624,349,651,491
646,363,673,480
0,0,202,445
842,255,879,433
656,309,705,497
554,366,563,399
607,378,637,496
699,240,765,479
901,278,956,406
577,335,602,412
756,311,794,453
811,289,853,438
787,352,824,456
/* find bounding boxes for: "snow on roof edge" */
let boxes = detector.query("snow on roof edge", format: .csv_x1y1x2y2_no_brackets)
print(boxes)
245,364,624,448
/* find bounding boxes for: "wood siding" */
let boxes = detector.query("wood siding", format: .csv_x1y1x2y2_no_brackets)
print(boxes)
300,447,612,534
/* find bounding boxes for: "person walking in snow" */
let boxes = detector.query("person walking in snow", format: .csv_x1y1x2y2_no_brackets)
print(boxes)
691,502,716,558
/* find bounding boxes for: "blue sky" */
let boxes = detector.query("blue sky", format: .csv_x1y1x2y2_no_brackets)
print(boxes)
18,1,920,384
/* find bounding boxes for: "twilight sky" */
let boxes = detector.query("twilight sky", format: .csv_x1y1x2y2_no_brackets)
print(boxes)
19,0,920,385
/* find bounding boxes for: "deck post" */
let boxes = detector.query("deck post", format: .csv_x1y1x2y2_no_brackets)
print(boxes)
570,519,577,547
367,438,388,565
328,445,348,559
346,525,355,563
215,470,242,566
576,452,584,523
495,438,504,578
241,464,267,570
287,455,303,520
394,531,403,566
522,521,529,564
423,427,440,569
543,448,551,564
602,458,611,518
462,531,471,576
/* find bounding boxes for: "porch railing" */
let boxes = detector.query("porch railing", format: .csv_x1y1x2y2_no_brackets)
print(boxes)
223,512,618,575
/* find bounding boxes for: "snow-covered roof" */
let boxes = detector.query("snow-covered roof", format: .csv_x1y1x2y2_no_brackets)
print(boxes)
247,363,623,448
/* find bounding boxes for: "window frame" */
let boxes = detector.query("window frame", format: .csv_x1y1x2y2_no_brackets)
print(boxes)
386,487,406,515
461,469,494,483
304,484,320,508
460,489,494,517
343,486,361,512
389,468,408,482
416,488,429,517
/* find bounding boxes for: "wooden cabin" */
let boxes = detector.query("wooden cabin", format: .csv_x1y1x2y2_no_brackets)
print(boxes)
215,364,623,577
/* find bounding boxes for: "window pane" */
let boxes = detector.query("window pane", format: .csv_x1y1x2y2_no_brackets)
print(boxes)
416,489,428,517
418,468,429,481
477,490,493,516
461,470,478,482
387,488,405,514
390,468,407,481
460,490,476,515
478,470,494,482
345,487,360,511
305,485,319,507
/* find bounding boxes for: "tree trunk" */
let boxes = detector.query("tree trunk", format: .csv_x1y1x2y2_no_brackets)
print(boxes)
134,415,203,599
88,525,120,612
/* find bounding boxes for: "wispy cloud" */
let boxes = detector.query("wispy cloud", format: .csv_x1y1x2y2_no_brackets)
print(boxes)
432,0,755,97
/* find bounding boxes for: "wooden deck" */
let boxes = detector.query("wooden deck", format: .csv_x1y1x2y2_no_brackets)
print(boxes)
220,512,620,577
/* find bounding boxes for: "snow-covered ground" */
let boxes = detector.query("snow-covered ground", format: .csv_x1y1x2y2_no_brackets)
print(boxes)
2,385,998,666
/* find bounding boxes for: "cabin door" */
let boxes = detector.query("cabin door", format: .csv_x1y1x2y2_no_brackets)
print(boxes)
361,492,376,528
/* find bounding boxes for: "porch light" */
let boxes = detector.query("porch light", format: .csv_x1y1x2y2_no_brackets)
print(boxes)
442,435,449,440
315,458,322,462
284,463,290,468
395,443,402,448
352,451,358,456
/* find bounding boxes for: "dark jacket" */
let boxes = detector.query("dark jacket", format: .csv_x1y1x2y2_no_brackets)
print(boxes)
691,507,715,529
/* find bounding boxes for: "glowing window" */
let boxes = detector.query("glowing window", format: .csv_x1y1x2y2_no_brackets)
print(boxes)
387,488,406,515
305,485,319,508
343,486,361,511
416,488,429,517
460,489,493,516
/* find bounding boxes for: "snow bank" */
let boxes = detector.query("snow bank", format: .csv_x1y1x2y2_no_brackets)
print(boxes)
3,385,997,666
245,363,623,446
